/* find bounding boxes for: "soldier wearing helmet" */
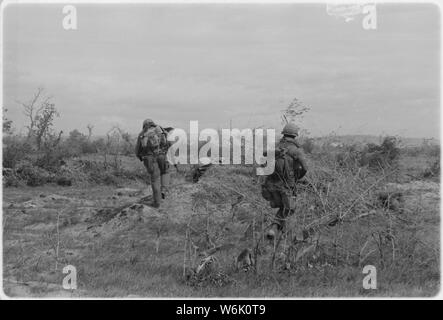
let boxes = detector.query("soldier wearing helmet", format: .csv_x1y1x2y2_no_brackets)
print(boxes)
281,122,300,136
261,122,309,240
135,118,171,208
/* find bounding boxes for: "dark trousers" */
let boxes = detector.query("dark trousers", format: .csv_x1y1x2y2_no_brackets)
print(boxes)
143,153,170,206
262,183,296,230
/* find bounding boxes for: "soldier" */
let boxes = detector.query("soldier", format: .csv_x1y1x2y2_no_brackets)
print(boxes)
135,119,171,208
261,123,309,240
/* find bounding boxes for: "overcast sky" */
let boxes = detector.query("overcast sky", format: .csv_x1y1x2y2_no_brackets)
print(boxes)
2,3,440,138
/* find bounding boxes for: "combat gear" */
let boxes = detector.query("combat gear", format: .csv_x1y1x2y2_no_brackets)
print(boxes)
268,136,308,188
281,122,300,137
137,125,168,157
136,119,172,208
261,134,308,234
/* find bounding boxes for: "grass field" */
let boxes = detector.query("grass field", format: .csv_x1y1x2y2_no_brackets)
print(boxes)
2,150,440,298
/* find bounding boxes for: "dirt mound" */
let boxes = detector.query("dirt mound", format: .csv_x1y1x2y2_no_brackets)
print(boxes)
86,201,168,238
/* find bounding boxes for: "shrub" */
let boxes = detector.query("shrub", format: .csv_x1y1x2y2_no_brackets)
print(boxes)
359,136,400,170
335,145,361,170
423,159,440,179
380,136,400,161
426,144,440,157
62,129,97,157
2,136,33,168
2,168,22,187
15,161,52,186
301,138,315,154
33,146,66,171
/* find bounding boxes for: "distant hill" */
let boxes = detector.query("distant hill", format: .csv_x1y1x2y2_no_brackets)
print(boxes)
310,135,440,147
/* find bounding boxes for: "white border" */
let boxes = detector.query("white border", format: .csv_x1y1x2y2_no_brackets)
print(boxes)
0,0,441,301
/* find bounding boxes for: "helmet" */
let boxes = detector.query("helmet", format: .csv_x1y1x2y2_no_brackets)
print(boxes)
282,123,299,136
142,118,155,129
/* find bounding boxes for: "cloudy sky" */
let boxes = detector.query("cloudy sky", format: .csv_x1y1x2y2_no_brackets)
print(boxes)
2,3,440,138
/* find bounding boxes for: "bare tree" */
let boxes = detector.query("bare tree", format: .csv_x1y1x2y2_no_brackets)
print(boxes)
281,97,310,125
17,88,59,149
86,124,94,140
19,87,44,138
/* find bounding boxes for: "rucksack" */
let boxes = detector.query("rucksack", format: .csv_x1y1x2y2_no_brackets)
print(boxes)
274,146,293,183
273,143,305,185
140,126,167,154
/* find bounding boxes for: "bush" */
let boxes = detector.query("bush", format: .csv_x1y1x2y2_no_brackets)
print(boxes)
359,136,400,170
426,144,440,157
335,145,361,169
15,161,53,186
2,168,22,187
73,159,124,185
301,138,315,154
423,159,440,179
61,129,97,157
380,136,400,161
2,136,33,168
33,146,66,171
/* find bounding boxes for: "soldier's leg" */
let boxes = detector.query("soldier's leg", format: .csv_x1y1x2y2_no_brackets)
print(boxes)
266,191,284,240
144,156,162,207
151,174,162,207
277,189,296,230
157,154,170,199
160,174,170,199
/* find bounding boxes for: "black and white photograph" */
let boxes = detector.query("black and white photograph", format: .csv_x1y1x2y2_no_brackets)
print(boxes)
0,0,441,300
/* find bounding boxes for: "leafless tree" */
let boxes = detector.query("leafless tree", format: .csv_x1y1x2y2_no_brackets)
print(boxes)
18,87,43,138
281,97,310,125
86,124,94,140
17,88,59,149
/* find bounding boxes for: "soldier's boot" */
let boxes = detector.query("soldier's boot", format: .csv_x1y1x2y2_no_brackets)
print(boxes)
160,173,170,199
151,177,162,208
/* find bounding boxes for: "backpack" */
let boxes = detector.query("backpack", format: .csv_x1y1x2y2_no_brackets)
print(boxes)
140,126,167,154
273,143,305,185
274,146,293,184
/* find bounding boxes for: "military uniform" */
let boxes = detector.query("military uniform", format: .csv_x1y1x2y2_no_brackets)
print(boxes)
261,124,308,239
135,119,171,208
